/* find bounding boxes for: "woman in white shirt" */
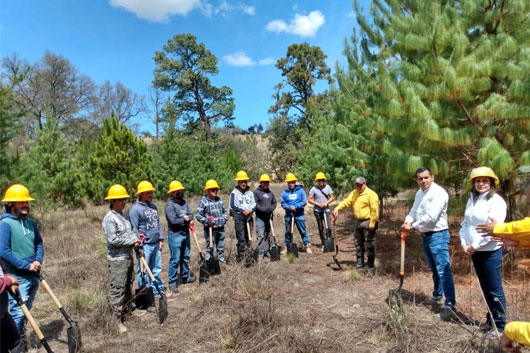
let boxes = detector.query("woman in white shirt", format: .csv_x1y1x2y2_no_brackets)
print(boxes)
459,167,507,337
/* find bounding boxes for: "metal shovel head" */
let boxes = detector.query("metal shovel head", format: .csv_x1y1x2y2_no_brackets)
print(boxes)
207,257,221,276
66,321,82,353
157,294,168,324
287,242,298,257
323,236,334,253
199,262,210,283
270,245,281,261
135,286,155,310
244,249,259,268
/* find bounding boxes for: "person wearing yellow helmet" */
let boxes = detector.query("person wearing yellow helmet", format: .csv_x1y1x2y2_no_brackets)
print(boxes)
0,184,43,350
308,172,335,252
165,181,195,293
254,174,277,258
195,180,228,264
129,181,167,298
459,167,507,337
280,173,312,254
230,171,256,262
102,184,143,333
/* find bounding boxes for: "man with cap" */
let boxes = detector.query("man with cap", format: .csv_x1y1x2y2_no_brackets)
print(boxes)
230,171,257,262
165,180,194,293
333,176,379,268
0,184,44,350
102,184,143,334
253,174,277,258
129,180,167,298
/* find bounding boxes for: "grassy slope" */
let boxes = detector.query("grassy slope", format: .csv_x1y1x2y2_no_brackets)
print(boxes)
25,185,530,352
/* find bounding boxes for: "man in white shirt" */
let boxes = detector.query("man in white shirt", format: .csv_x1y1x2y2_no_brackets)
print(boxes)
401,167,456,320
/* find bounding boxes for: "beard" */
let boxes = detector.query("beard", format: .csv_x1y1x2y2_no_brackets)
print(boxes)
14,206,29,218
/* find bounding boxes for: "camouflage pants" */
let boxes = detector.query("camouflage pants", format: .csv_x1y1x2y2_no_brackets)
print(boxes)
108,256,134,319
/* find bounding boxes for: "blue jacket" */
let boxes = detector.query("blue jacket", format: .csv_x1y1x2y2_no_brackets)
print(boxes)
129,201,164,244
281,185,307,216
0,213,44,273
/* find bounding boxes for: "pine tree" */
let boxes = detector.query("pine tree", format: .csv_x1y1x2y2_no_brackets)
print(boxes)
332,0,530,214
0,84,21,189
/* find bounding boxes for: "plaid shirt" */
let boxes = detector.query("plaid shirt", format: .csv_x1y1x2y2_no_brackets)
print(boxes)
196,195,228,228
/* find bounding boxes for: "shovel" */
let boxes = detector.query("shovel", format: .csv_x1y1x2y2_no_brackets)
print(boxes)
9,288,54,353
207,226,221,276
287,212,298,257
38,273,82,353
244,219,259,267
191,226,209,283
269,219,281,261
134,252,155,310
136,249,168,324
331,218,343,270
387,229,409,308
322,212,334,253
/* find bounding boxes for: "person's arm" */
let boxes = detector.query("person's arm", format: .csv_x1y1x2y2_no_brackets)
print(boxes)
0,223,31,271
459,205,471,248
308,189,318,206
229,191,244,214
0,261,16,293
296,189,307,209
334,191,355,212
504,321,530,348
165,202,184,227
33,222,44,264
220,202,228,226
195,199,207,225
368,191,379,228
404,191,420,225
186,203,193,220
281,192,289,211
494,217,530,240
325,189,335,208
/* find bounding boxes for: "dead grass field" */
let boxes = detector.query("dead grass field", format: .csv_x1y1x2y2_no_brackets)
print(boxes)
22,185,530,352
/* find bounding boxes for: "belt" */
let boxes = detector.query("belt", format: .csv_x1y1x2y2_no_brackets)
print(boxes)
422,229,448,237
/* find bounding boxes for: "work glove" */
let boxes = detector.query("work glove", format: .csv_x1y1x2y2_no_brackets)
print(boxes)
206,216,215,227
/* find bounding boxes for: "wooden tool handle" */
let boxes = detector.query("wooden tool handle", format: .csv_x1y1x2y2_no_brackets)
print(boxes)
20,303,45,340
246,221,252,242
209,226,214,252
191,230,202,253
40,280,63,309
290,215,294,234
323,213,329,231
400,242,405,276
139,256,156,282
269,219,276,239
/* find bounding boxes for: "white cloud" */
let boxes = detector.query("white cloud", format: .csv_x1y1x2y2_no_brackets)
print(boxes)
241,5,255,15
223,52,275,67
258,57,275,66
346,11,355,18
202,0,255,18
224,51,255,66
109,0,201,22
266,10,325,38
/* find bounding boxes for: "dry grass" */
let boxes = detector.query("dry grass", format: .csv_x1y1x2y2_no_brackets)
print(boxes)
21,188,530,352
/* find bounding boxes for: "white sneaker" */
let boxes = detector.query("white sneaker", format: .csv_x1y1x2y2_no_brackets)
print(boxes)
306,244,312,254
118,322,128,334
321,245,325,252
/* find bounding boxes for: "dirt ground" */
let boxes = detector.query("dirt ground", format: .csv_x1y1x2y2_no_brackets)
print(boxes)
23,184,530,352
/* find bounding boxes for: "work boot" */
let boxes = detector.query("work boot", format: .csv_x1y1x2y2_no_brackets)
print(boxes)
440,306,457,322
356,257,364,268
169,285,179,294
420,296,443,307
365,256,375,269
305,244,312,254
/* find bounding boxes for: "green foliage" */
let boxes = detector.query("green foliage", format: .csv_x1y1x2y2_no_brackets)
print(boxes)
153,33,235,138
82,117,151,201
0,84,21,189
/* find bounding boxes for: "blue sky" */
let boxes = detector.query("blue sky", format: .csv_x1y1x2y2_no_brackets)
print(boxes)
0,0,361,133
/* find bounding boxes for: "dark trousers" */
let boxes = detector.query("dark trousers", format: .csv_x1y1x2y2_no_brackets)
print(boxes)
234,214,253,261
354,221,376,260
313,209,332,245
0,310,20,352
472,249,506,331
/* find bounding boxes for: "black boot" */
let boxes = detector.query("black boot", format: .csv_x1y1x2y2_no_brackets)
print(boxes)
356,257,364,268
366,256,375,269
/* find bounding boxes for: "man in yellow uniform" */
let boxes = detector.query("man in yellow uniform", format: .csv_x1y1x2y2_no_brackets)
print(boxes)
332,177,379,268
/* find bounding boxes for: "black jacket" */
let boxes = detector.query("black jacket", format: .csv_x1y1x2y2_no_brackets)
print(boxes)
253,186,277,220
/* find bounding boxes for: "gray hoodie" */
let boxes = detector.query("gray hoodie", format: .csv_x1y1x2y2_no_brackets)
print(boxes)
129,200,164,244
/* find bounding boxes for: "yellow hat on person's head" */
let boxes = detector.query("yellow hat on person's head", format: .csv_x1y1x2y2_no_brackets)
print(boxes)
259,174,271,182
135,181,155,196
105,184,130,200
285,173,297,182
234,170,250,181
314,172,327,181
468,167,500,185
2,184,35,202
204,179,220,191
168,180,185,193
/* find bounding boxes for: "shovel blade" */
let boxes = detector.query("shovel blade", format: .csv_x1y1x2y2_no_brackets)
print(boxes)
158,296,168,324
66,322,82,353
135,286,155,310
323,237,334,253
270,245,281,262
287,243,298,257
199,262,210,283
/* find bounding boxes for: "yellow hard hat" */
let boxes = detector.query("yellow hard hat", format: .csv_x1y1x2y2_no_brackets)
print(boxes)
168,180,185,193
285,173,297,182
259,174,271,182
468,167,500,185
234,170,250,181
204,179,220,191
2,184,35,202
105,184,130,200
135,180,156,196
314,172,327,181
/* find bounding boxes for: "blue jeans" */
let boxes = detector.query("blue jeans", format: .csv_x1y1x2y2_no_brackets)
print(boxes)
422,229,456,308
204,227,225,263
137,243,164,295
255,216,272,256
284,213,310,246
8,274,39,333
472,249,506,331
167,231,191,287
